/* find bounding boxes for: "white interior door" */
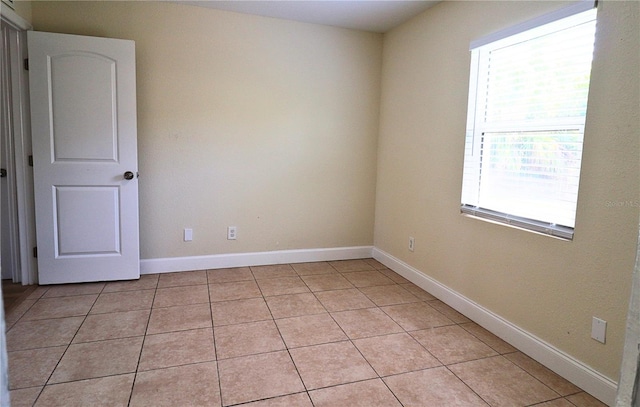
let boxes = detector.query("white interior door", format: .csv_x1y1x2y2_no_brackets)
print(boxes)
28,31,139,285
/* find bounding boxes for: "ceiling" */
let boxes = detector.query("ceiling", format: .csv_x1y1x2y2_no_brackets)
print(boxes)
179,1,440,33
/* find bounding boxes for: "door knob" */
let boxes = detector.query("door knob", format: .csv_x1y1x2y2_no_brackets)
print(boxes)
123,171,135,180
0,169,6,178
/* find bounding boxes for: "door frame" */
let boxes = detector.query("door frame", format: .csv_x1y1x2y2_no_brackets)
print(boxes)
616,221,640,405
1,7,37,285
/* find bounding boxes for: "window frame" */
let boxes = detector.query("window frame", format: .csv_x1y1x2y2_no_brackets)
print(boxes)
460,1,597,240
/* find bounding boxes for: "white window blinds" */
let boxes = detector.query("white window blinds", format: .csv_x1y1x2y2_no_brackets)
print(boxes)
461,3,597,239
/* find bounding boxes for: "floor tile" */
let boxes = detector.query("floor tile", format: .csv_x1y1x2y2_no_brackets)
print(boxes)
265,292,326,319
565,392,608,406
7,317,84,351
342,271,395,287
138,328,215,371
207,267,253,283
147,303,211,334
90,290,154,314
153,285,209,307
218,351,305,406
241,392,313,407
257,276,310,297
309,378,402,407
2,261,600,407
130,361,220,407
73,309,149,343
331,307,402,339
411,325,497,365
384,367,489,406
291,262,337,276
215,319,285,359
449,356,559,406
535,398,577,407
400,283,437,300
9,387,43,407
290,341,377,390
379,268,410,284
4,299,36,329
8,346,66,389
49,337,143,384
157,270,208,288
363,258,387,270
359,284,419,306
42,282,105,298
329,259,375,272
102,274,159,293
504,352,581,396
354,333,440,376
276,313,347,348
209,280,262,302
381,301,453,331
26,286,49,300
21,295,98,321
428,300,471,323
461,322,517,354
35,374,134,407
251,264,297,279
300,274,353,292
210,297,272,326
314,288,375,312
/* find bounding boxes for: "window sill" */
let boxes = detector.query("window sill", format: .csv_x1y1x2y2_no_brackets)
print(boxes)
460,208,573,241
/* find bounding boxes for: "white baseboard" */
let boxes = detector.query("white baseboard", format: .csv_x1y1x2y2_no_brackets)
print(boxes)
140,246,374,274
372,248,618,407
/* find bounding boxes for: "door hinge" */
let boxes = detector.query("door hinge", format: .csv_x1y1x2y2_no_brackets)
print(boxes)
33,247,37,258
23,58,29,71
28,155,33,167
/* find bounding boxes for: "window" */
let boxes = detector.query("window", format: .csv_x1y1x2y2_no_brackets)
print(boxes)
461,2,597,239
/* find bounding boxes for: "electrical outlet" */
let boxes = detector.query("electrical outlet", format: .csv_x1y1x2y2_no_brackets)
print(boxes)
409,237,415,252
591,317,606,343
184,228,193,242
227,226,237,240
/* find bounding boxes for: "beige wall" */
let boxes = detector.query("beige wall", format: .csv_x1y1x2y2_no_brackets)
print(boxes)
375,0,639,381
31,1,382,259
11,0,32,23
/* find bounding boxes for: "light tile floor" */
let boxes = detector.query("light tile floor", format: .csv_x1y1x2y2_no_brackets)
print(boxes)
5,258,607,407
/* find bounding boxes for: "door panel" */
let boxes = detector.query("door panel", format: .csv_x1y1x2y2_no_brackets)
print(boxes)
54,186,120,256
29,31,139,284
50,53,118,162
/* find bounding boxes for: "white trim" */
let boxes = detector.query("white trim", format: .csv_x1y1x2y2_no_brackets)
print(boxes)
1,13,36,285
0,6,32,31
470,0,596,50
140,246,374,274
11,27,36,285
615,223,640,406
372,247,617,406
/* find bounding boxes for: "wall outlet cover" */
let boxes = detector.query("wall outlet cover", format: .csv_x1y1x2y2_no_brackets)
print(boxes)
591,317,606,344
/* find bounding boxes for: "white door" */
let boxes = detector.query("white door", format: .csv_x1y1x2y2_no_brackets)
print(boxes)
28,31,139,285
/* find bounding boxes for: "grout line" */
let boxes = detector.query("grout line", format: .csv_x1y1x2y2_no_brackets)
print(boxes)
205,280,224,407
27,285,104,403
127,277,158,406
6,260,596,406
260,276,311,396
445,364,491,406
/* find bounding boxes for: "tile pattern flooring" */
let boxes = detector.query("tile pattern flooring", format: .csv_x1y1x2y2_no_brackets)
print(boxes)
5,259,607,406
